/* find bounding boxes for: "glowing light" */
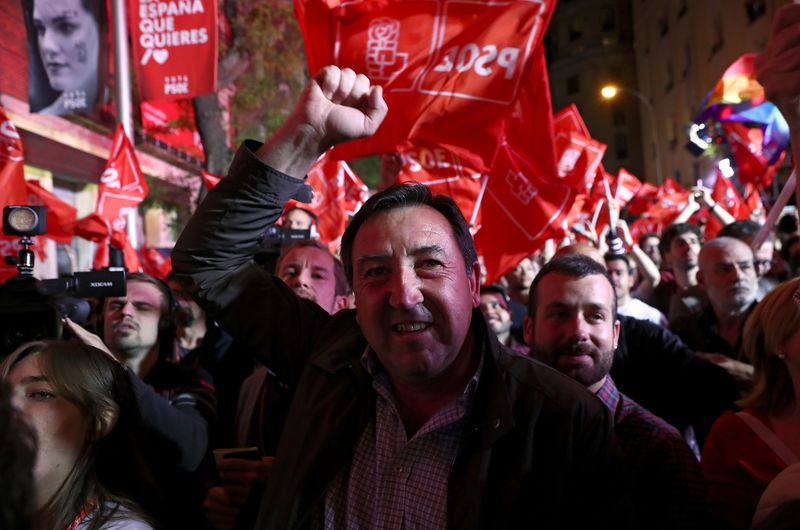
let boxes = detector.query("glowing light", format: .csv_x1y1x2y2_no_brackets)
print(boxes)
718,158,734,178
601,86,617,99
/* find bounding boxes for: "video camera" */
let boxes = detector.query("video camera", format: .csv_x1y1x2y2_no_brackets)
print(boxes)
0,205,126,356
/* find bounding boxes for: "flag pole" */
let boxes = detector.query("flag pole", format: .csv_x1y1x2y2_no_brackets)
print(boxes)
753,170,795,250
111,0,138,250
470,173,489,228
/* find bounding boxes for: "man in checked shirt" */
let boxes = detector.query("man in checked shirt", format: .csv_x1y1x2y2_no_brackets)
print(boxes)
172,65,633,529
525,254,708,529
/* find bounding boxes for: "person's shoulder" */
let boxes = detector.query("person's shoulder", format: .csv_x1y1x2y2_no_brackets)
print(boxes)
616,391,683,440
83,503,155,530
498,348,605,414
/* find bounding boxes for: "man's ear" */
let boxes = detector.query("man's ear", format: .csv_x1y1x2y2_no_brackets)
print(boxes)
612,318,621,350
332,295,349,313
523,315,533,345
93,406,119,441
469,260,481,307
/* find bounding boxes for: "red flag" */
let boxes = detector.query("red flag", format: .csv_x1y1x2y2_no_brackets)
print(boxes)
474,49,572,284
626,182,659,215
96,125,149,233
129,0,218,101
297,0,557,173
139,247,172,280
202,170,223,191
395,141,484,228
646,179,691,225
0,108,32,281
141,100,205,160
630,217,663,243
743,184,764,218
25,180,78,244
285,152,367,251
614,168,642,207
69,213,112,242
553,105,607,195
90,125,149,269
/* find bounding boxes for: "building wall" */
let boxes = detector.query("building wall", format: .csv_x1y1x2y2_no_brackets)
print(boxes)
548,0,790,188
633,0,789,187
547,0,646,181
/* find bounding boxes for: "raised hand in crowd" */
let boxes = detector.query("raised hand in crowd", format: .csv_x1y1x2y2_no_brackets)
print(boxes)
254,66,388,179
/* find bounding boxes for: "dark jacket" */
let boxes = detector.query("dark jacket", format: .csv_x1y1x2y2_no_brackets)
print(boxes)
172,142,634,529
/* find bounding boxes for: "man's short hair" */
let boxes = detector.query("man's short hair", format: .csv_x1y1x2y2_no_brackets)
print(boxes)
277,239,349,296
528,255,617,320
119,272,174,320
340,183,477,286
480,283,511,311
659,223,703,256
639,232,660,243
604,252,633,274
718,219,775,243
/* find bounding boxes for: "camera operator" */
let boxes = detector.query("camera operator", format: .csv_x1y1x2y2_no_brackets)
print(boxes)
64,272,216,527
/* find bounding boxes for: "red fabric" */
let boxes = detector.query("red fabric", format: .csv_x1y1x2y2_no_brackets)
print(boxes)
743,184,764,216
284,152,368,252
24,180,78,244
705,172,751,238
297,0,557,173
614,168,642,207
473,48,571,284
553,104,606,195
202,169,222,191
139,246,172,280
0,108,32,281
626,182,659,216
701,410,787,530
96,124,150,232
141,100,205,160
630,217,663,243
129,0,218,101
90,125,149,270
395,141,484,228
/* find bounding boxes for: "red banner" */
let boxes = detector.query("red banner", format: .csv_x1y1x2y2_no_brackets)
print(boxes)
0,108,32,281
474,48,571,284
296,0,557,173
553,104,606,195
96,125,149,232
614,168,642,207
129,0,218,101
141,100,205,159
25,180,78,244
139,246,172,279
395,141,484,228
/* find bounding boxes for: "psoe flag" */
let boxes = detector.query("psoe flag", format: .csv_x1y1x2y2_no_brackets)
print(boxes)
129,0,218,101
296,0,557,173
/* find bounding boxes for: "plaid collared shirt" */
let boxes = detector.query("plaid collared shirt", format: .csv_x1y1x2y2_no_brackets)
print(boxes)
596,376,708,529
322,348,481,529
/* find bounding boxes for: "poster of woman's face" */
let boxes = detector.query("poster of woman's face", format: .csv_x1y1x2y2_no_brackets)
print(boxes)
22,0,108,115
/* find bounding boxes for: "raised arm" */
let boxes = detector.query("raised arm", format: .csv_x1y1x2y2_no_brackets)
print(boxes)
171,67,387,370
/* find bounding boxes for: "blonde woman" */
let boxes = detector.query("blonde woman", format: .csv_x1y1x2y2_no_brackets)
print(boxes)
701,277,800,529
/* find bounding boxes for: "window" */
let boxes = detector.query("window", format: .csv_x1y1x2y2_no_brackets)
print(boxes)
710,17,724,56
665,60,674,92
613,108,626,126
567,75,580,95
615,133,629,160
568,19,583,41
746,0,766,23
677,0,687,19
602,8,616,32
658,10,669,36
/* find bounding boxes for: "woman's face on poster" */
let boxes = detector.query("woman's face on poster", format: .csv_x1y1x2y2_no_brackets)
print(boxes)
33,0,99,92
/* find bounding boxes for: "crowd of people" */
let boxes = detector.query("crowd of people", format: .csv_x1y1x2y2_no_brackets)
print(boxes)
7,4,800,529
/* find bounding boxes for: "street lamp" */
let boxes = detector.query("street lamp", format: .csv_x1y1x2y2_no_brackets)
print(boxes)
601,84,663,186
